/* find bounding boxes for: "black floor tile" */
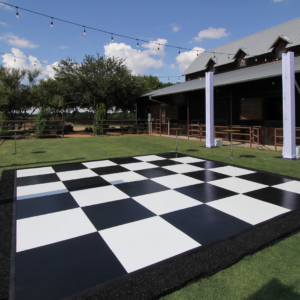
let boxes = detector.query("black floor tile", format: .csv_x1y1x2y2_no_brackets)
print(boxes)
175,183,237,203
237,173,292,186
15,233,127,300
184,170,229,182
16,193,79,220
63,176,110,192
190,160,224,169
52,163,87,173
16,173,60,187
161,205,251,246
245,187,300,210
83,199,155,230
109,157,140,165
91,165,129,176
156,152,188,159
149,159,183,167
115,180,169,197
135,168,177,179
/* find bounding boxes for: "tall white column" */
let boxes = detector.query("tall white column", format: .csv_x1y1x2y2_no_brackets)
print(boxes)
282,52,296,159
206,72,214,148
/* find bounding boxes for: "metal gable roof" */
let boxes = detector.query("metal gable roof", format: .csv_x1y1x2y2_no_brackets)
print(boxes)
182,17,300,76
142,57,300,98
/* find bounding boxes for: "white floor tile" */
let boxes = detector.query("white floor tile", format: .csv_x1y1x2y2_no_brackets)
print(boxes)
17,167,55,178
209,177,267,193
273,181,300,194
163,164,204,174
101,171,147,185
208,194,290,225
133,190,202,215
134,155,166,162
17,182,68,200
16,208,97,252
71,185,129,207
151,174,203,189
82,160,117,169
170,157,205,164
99,216,200,273
209,166,255,177
121,162,158,171
56,169,98,181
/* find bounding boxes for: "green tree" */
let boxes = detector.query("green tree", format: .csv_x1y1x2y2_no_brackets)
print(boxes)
0,66,41,120
53,54,148,118
141,75,174,93
94,103,106,134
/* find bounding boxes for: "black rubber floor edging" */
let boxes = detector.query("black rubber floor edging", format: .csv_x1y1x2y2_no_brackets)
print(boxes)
2,164,300,300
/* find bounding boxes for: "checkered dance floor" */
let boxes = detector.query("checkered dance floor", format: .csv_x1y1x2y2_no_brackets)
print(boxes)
12,153,300,300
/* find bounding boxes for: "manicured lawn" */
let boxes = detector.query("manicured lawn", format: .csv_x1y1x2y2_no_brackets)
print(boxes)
1,135,300,299
0,135,299,178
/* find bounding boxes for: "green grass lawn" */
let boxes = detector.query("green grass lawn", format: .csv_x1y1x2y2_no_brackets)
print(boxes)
1,135,300,299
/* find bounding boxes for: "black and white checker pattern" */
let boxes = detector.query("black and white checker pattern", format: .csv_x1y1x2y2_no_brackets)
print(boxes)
13,153,300,300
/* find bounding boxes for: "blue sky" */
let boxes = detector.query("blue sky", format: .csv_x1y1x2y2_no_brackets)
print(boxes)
0,0,299,83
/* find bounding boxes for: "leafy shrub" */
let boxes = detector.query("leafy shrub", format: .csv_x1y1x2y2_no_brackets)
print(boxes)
35,108,52,137
143,130,148,134
137,130,142,134
94,103,107,134
128,128,134,134
0,111,13,136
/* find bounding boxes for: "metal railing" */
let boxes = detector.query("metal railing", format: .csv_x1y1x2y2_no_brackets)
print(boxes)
0,119,64,139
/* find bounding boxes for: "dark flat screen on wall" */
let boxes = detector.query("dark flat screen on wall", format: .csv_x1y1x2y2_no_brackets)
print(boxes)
240,98,262,120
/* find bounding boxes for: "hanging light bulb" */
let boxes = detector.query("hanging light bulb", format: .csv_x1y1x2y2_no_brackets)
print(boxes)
51,18,53,27
265,58,267,62
213,52,216,59
84,27,86,35
16,7,19,18
111,35,114,42
276,58,278,61
158,44,160,51
34,62,36,67
178,48,181,55
136,40,139,47
168,77,169,81
197,51,198,57
177,77,180,83
228,55,230,60
14,58,16,62
255,58,258,62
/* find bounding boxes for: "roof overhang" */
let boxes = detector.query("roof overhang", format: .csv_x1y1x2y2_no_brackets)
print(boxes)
142,57,300,98
233,47,249,60
269,35,292,49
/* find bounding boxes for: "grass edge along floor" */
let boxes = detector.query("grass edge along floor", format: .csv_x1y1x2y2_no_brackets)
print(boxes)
8,152,300,300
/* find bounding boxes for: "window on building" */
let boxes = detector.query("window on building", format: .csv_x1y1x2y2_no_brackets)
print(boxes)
240,98,262,120
239,59,246,68
278,49,286,59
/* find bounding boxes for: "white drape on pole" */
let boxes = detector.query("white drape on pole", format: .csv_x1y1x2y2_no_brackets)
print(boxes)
206,72,214,148
282,52,296,159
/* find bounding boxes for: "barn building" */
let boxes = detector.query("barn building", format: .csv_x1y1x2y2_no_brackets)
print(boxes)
136,17,300,146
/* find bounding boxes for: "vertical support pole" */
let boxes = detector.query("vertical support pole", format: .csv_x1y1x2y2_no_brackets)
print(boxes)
282,52,296,159
122,121,123,135
205,72,214,148
230,90,233,127
160,106,162,137
168,119,170,136
187,100,189,140
23,121,25,139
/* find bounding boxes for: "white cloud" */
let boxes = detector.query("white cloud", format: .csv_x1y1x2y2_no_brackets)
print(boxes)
176,47,205,72
104,38,167,75
0,22,8,27
273,0,284,2
169,63,176,69
1,48,58,79
0,3,13,10
192,27,229,42
58,46,68,49
0,33,39,49
171,24,181,33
